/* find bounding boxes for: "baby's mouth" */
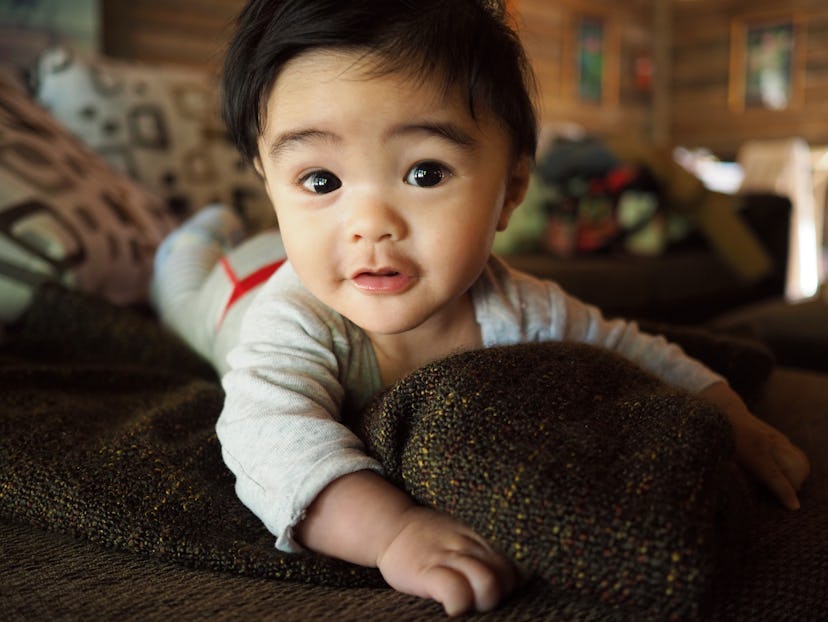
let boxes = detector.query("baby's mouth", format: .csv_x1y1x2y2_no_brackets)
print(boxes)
351,269,414,293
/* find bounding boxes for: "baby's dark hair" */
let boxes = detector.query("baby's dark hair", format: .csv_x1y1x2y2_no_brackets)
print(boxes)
221,0,538,164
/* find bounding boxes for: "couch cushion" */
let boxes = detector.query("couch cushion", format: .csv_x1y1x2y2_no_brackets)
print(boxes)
711,294,828,372
33,47,274,231
0,84,175,322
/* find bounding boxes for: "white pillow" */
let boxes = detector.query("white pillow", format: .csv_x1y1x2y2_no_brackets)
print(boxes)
0,84,175,322
34,47,274,232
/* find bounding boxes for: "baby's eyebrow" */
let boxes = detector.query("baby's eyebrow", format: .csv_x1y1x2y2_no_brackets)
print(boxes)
388,122,478,151
266,122,476,160
267,129,339,161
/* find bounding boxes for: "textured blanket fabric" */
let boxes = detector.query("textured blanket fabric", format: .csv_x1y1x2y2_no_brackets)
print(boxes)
0,284,788,621
0,285,381,589
355,343,739,621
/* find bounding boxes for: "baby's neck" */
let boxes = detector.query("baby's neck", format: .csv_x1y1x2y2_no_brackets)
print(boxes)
368,295,482,386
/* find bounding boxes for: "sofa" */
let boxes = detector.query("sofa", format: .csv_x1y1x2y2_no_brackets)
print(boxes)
2,48,827,621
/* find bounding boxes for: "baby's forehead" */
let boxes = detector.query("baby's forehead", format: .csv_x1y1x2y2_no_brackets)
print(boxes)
273,48,462,99
261,48,478,123
255,46,517,161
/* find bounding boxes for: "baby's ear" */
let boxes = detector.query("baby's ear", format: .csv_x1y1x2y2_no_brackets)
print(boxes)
497,154,532,231
253,157,265,179
253,157,275,202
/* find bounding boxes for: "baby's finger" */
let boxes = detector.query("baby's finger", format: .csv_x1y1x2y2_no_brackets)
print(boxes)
441,551,516,613
751,455,801,510
769,472,801,510
773,444,811,492
422,565,475,617
734,421,808,510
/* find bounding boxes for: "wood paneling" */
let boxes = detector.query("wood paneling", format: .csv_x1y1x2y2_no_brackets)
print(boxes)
99,0,828,157
100,0,243,77
520,0,828,156
670,0,828,158
100,0,657,146
517,0,655,144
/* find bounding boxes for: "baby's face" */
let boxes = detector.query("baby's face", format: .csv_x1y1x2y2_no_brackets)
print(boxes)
255,49,528,339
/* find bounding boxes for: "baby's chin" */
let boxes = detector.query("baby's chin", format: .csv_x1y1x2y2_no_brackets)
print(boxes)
350,313,429,338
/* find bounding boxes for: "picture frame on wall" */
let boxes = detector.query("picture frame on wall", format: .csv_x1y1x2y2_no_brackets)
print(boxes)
729,13,806,112
566,12,619,107
577,16,605,104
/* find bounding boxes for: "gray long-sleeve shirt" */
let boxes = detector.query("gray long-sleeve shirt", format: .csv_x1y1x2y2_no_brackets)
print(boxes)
217,256,723,552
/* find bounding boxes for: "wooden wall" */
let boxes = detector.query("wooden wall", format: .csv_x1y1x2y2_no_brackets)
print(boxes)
100,0,242,77
670,0,828,158
516,0,656,145
100,0,827,158
101,0,657,145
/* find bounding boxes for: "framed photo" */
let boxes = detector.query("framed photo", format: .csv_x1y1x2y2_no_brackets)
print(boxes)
729,14,806,112
577,16,605,103
567,13,619,107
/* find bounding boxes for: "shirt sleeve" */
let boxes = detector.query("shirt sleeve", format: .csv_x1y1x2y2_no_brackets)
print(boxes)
549,283,724,392
216,267,382,552
477,258,725,394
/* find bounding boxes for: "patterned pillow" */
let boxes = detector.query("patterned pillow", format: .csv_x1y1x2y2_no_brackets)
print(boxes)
0,84,175,322
33,47,274,231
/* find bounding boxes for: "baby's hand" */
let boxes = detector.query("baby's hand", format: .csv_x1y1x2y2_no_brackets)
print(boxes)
296,471,518,616
729,412,810,510
377,506,519,616
700,382,810,509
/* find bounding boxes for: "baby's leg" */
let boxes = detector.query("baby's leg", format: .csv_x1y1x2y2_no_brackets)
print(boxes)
151,205,285,374
151,204,246,367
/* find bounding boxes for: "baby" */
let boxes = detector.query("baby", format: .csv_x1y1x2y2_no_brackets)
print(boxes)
151,0,809,615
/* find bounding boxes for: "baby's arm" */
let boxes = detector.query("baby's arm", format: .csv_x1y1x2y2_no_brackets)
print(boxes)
296,470,519,617
698,381,810,509
219,267,517,615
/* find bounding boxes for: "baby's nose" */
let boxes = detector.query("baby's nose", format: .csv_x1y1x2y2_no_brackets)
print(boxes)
345,195,407,243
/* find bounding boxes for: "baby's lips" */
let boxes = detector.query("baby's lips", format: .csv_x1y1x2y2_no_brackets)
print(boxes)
351,271,414,293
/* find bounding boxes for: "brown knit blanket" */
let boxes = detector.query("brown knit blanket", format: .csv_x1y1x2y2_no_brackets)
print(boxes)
355,343,743,621
0,286,379,589
0,284,793,621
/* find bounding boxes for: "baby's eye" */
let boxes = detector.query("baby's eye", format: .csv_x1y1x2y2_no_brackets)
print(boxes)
300,170,342,194
404,161,450,188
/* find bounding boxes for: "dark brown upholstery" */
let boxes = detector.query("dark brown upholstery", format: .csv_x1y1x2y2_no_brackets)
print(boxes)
2,285,826,621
